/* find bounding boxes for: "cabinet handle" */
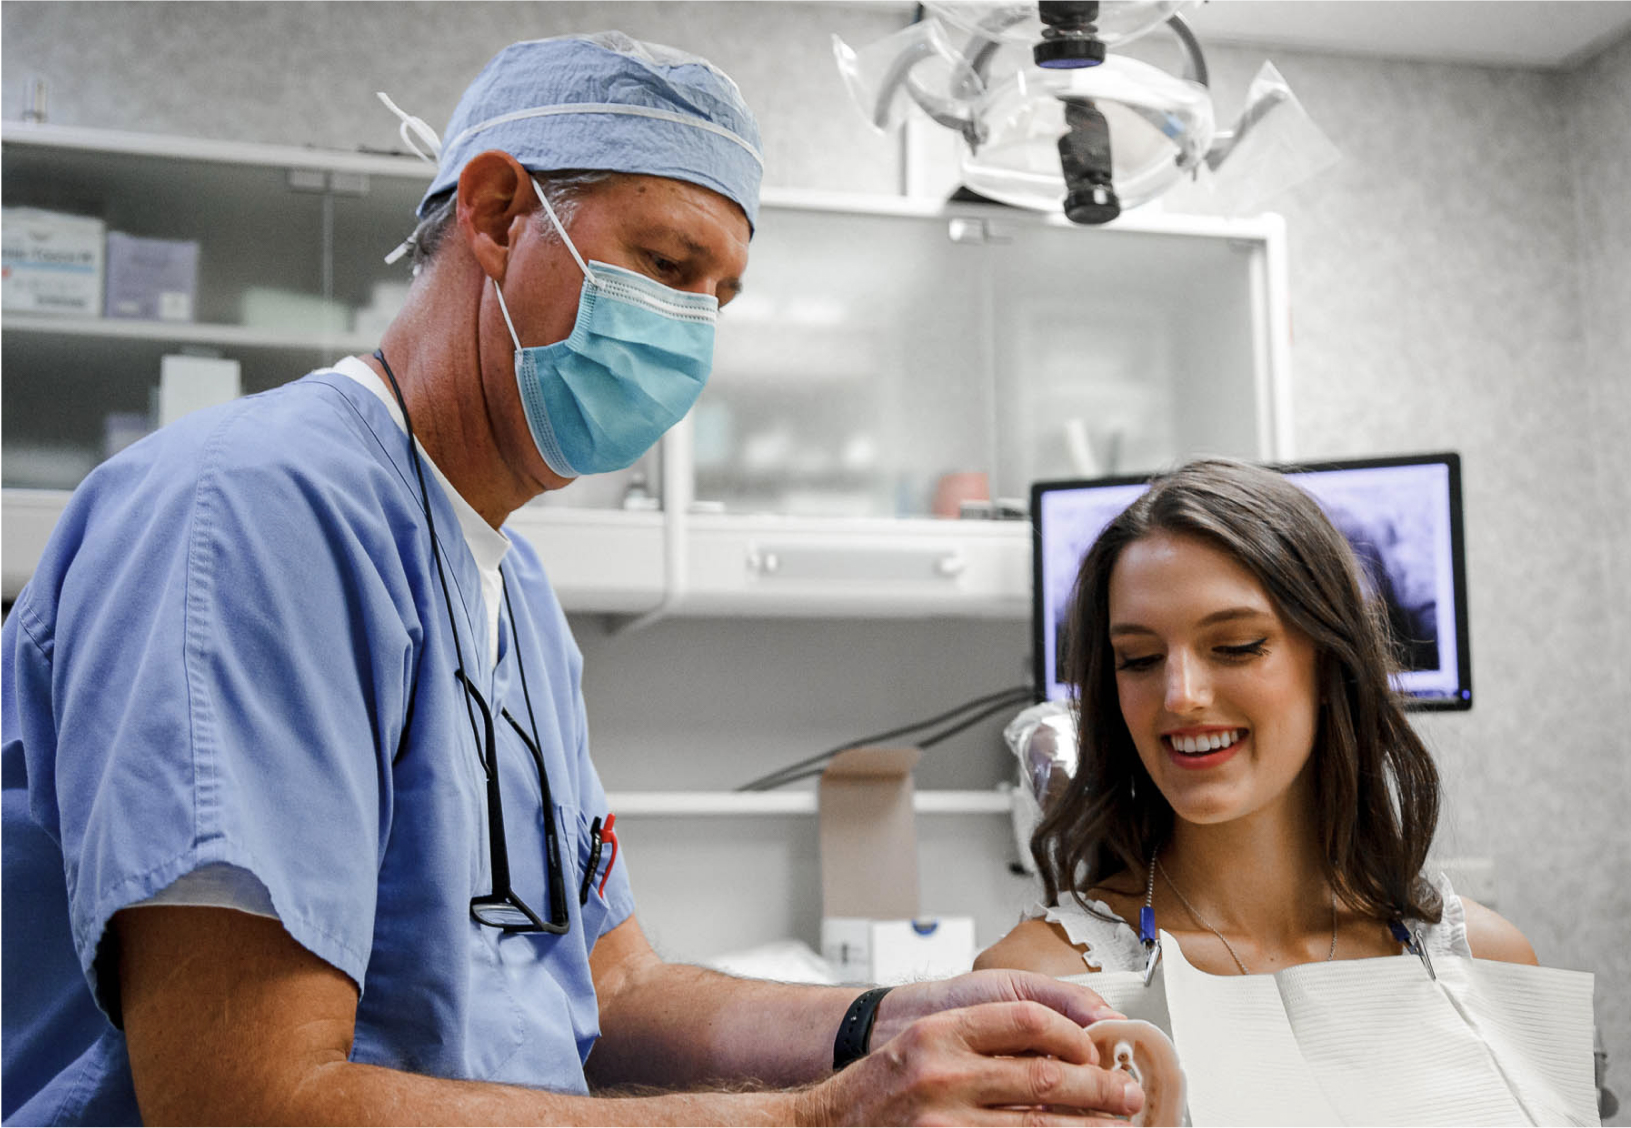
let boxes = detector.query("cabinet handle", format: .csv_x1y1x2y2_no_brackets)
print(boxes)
745,546,965,583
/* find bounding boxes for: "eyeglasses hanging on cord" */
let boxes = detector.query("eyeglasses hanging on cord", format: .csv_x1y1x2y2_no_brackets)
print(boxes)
735,685,1033,793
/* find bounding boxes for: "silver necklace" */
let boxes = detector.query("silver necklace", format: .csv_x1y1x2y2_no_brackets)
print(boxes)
1149,855,1338,975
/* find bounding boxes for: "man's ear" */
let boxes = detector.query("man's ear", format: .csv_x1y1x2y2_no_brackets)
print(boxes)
455,151,535,284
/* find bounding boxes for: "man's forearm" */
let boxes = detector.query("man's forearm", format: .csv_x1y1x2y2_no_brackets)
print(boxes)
588,959,860,1091
254,1057,813,1127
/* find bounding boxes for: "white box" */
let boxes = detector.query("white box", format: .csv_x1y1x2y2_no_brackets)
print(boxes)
158,354,241,428
241,286,351,335
822,916,977,986
2,208,105,315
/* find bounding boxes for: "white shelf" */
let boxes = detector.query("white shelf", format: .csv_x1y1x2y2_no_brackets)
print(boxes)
605,788,1013,816
2,313,377,353
2,121,430,180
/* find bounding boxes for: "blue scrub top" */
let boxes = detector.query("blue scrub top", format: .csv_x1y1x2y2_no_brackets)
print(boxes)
1,371,636,1125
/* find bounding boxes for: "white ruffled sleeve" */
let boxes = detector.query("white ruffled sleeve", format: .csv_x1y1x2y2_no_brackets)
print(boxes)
1025,897,1149,973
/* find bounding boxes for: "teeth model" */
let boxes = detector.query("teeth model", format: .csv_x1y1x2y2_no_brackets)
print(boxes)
1089,1019,1186,1127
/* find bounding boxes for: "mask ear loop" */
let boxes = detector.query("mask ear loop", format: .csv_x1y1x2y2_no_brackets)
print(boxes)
378,92,443,265
526,176,592,281
490,174,593,351
377,92,442,164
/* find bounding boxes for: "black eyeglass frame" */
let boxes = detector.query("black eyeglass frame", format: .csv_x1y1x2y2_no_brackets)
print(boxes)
458,670,571,934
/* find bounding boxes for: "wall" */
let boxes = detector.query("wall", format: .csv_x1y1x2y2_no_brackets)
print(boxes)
4,2,1626,1114
1566,32,1631,1115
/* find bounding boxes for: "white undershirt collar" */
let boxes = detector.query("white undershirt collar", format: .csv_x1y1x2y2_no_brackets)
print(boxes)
331,355,509,669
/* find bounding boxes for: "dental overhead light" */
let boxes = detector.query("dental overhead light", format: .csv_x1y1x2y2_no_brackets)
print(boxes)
834,1,1337,224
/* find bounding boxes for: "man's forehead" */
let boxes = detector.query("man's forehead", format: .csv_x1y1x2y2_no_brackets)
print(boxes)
583,176,749,258
598,172,750,225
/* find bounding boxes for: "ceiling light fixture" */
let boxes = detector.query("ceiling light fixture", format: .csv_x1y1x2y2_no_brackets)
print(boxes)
835,1,1338,224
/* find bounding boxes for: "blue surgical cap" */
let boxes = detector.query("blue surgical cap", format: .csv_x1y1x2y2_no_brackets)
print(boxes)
419,32,763,229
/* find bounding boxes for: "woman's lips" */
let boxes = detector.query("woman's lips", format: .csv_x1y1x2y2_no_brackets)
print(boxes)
1162,728,1246,770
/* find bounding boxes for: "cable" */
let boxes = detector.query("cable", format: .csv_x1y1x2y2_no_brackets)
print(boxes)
738,683,1022,791
917,692,1032,749
735,685,1032,793
751,691,1032,791
737,685,1026,793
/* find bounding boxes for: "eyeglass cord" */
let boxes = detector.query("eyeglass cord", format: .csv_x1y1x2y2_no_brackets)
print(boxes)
376,350,572,936
374,351,486,764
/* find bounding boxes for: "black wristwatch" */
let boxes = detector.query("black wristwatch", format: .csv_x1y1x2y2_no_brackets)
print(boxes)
832,986,893,1072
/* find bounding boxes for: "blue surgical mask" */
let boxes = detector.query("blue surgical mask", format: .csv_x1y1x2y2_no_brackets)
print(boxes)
491,176,718,479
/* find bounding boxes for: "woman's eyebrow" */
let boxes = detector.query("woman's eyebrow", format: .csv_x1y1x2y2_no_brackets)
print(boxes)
1197,606,1274,627
1108,606,1271,638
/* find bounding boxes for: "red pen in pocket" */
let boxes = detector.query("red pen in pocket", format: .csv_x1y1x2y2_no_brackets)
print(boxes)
580,812,619,904
597,813,618,897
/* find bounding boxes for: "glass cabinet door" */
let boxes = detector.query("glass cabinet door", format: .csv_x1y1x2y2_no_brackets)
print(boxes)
691,198,1274,522
4,144,301,486
0,131,658,510
985,218,1268,499
698,203,998,520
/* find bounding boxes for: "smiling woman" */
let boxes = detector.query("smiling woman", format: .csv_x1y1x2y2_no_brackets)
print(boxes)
978,458,1536,986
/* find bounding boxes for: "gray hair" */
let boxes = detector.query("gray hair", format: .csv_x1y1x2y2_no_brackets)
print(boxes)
407,169,618,272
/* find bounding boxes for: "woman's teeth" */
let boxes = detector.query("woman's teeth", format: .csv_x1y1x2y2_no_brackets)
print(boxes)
1169,729,1243,754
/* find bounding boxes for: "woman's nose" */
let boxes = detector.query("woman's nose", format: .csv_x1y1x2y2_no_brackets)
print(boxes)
1164,651,1212,713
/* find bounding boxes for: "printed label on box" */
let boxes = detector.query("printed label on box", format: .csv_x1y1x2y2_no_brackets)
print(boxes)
2,208,106,316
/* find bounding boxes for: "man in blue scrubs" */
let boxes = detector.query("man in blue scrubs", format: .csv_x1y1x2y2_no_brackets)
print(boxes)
2,33,1141,1125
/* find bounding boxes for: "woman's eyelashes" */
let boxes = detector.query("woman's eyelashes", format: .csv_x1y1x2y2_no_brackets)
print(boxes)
1113,638,1270,672
1216,637,1270,660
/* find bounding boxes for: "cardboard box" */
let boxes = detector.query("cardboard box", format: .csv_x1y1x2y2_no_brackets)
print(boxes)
1,208,105,316
817,746,976,985
105,232,199,321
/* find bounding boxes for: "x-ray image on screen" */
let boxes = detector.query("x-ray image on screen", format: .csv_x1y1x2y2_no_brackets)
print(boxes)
1030,454,1472,710
1293,463,1453,681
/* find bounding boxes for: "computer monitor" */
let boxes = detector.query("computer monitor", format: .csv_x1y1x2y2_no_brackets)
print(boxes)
1031,453,1472,711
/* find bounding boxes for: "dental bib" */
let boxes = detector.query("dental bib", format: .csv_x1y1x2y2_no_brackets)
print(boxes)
1066,932,1598,1127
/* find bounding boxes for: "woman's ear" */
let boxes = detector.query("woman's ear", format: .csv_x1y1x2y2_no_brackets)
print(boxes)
454,150,535,284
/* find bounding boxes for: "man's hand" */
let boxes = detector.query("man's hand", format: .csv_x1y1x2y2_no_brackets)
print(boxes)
803,990,1144,1126
868,968,1126,1050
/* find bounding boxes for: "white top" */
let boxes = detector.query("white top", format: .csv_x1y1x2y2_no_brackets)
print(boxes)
1028,870,1473,972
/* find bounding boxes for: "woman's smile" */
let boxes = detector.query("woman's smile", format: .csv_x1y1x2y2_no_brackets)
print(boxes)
1162,726,1249,769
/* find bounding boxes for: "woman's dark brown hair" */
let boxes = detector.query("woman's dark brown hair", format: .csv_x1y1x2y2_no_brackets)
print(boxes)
1031,458,1443,924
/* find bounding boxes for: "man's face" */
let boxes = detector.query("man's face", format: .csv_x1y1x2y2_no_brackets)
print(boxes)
487,172,751,491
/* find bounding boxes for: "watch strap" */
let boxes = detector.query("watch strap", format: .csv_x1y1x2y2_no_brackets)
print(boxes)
832,985,893,1072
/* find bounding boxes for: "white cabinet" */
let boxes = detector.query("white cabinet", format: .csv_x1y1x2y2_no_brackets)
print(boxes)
2,124,1292,617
